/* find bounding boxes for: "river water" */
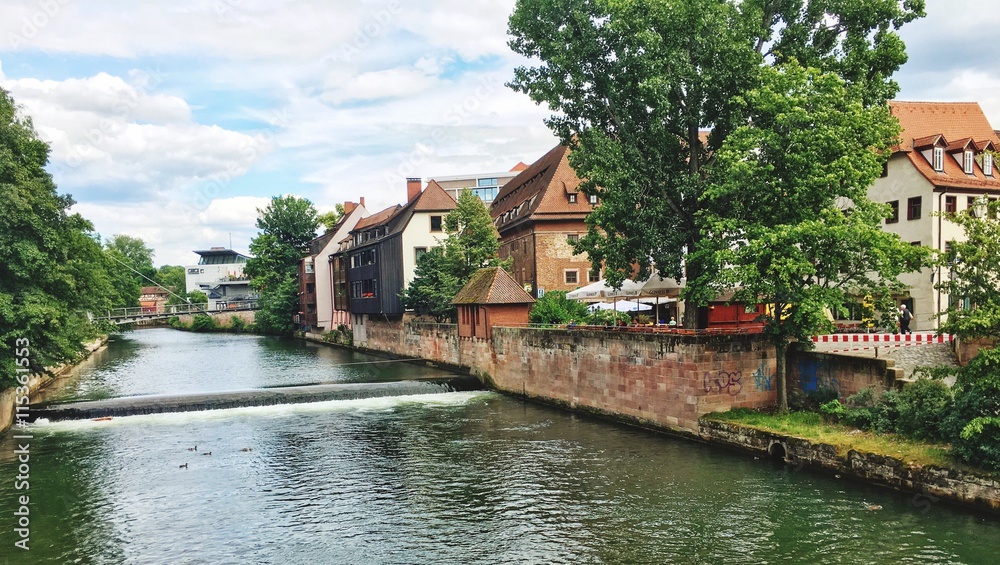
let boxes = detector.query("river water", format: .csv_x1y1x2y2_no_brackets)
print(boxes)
2,329,998,564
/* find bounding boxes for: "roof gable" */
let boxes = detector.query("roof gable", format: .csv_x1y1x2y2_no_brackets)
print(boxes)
451,267,536,305
490,143,593,230
413,180,457,211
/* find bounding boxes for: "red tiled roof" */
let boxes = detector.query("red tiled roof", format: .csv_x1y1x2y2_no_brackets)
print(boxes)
889,101,1000,191
510,161,528,172
490,144,593,231
451,267,536,305
354,204,399,230
413,180,457,211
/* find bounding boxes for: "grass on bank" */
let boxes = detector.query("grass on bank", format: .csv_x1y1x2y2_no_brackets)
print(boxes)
704,408,957,469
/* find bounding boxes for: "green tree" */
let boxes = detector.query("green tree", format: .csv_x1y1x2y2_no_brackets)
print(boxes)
154,265,186,292
244,195,318,334
931,198,1000,468
317,203,346,233
0,88,116,385
402,190,509,319
508,0,925,327
702,62,928,411
529,290,588,325
402,247,461,321
103,234,156,308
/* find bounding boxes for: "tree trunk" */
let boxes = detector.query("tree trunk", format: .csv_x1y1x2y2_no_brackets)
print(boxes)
775,341,788,412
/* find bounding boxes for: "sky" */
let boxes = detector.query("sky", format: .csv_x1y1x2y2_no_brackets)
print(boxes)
1,0,998,266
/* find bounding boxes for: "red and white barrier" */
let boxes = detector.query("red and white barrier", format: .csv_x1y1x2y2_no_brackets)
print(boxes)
812,332,952,344
811,332,952,353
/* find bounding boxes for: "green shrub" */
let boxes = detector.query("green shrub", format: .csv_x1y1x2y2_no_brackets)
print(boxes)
586,309,630,327
190,314,217,332
819,399,846,422
529,290,589,325
844,389,900,433
166,316,182,328
945,348,1000,470
229,315,247,333
896,378,953,441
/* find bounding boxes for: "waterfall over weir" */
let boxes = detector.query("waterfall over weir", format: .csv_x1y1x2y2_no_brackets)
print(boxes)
28,375,484,422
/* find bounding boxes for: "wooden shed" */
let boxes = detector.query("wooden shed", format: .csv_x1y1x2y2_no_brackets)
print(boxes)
451,267,535,339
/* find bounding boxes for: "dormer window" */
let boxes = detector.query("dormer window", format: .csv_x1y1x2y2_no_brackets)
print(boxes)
985,153,994,177
964,150,974,174
568,193,577,204
932,147,944,171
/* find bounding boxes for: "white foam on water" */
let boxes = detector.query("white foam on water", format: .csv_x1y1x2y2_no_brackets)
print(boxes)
32,390,493,432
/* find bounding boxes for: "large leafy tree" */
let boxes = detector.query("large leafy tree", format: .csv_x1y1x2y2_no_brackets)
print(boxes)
103,234,156,308
0,88,117,386
930,199,1000,468
703,62,928,411
317,203,346,233
402,191,509,320
244,195,318,334
508,0,925,327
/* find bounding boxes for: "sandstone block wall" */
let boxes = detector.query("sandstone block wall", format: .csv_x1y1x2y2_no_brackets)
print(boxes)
789,350,896,400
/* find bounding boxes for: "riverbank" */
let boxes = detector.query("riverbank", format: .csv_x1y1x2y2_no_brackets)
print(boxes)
0,336,108,433
301,323,1000,517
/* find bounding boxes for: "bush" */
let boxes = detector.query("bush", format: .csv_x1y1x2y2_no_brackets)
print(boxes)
586,309,630,327
529,290,589,325
166,316,183,329
819,399,846,422
945,348,1000,470
895,379,953,441
190,314,217,332
229,315,247,333
843,388,900,433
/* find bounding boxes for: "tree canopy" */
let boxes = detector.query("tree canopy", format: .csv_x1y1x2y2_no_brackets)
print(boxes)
317,203,347,233
703,61,929,410
508,0,925,327
402,191,509,320
0,88,118,385
245,195,319,334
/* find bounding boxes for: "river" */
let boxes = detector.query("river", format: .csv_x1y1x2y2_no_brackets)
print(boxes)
2,328,997,564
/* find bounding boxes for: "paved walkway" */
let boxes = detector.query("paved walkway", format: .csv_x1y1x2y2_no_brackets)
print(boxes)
811,334,959,380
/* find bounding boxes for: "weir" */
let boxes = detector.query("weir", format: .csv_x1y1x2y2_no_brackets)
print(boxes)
28,375,483,422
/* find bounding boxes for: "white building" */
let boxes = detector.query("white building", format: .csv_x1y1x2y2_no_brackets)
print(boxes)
870,101,1000,331
185,247,255,310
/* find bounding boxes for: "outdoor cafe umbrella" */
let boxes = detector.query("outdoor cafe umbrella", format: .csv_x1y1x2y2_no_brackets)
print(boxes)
587,301,652,312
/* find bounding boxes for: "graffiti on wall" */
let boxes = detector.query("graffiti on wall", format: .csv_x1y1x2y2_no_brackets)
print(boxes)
752,362,774,392
704,371,743,396
798,358,841,396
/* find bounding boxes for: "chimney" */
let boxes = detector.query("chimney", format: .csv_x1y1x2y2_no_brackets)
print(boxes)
407,178,422,202
343,201,357,215
359,197,365,209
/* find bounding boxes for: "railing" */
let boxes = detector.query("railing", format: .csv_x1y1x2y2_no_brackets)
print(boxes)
493,323,759,335
96,301,258,321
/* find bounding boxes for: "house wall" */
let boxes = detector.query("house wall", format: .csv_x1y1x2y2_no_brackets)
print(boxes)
401,211,448,287
312,207,367,331
533,221,595,295
871,155,940,330
498,226,535,293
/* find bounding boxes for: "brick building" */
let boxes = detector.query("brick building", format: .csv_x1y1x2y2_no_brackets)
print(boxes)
451,267,535,339
490,144,598,297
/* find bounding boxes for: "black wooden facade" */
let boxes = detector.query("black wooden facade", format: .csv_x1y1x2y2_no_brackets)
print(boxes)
346,233,405,316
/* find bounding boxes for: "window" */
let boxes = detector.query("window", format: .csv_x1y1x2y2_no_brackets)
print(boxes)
932,147,943,171
414,247,427,262
968,196,980,218
910,241,921,247
588,269,601,283
907,196,921,220
886,200,899,224
568,193,577,204
564,270,578,284
588,194,598,205
567,234,580,244
477,177,498,187
430,215,443,232
350,279,378,299
965,150,975,174
945,196,957,213
985,153,994,176
304,262,314,274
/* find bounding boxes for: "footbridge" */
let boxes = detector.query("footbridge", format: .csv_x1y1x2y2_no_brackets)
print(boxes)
93,302,258,325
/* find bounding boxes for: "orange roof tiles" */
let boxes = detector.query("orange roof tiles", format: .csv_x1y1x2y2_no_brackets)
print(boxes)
889,101,1000,191
354,205,399,230
490,143,593,231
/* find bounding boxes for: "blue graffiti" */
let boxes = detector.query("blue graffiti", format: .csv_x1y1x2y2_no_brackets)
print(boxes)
798,358,841,396
752,362,774,392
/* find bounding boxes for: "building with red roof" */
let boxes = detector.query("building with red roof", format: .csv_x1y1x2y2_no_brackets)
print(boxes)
872,101,1000,330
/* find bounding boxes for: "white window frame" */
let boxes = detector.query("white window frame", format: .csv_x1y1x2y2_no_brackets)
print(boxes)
932,147,944,171
964,150,974,174
564,269,579,284
985,153,994,177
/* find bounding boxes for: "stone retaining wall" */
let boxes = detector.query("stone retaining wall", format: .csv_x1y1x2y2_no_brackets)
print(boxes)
1,337,107,433
700,419,1000,514
788,350,900,400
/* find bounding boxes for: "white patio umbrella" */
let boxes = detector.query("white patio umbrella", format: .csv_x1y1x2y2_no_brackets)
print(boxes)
565,280,610,301
588,301,651,312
